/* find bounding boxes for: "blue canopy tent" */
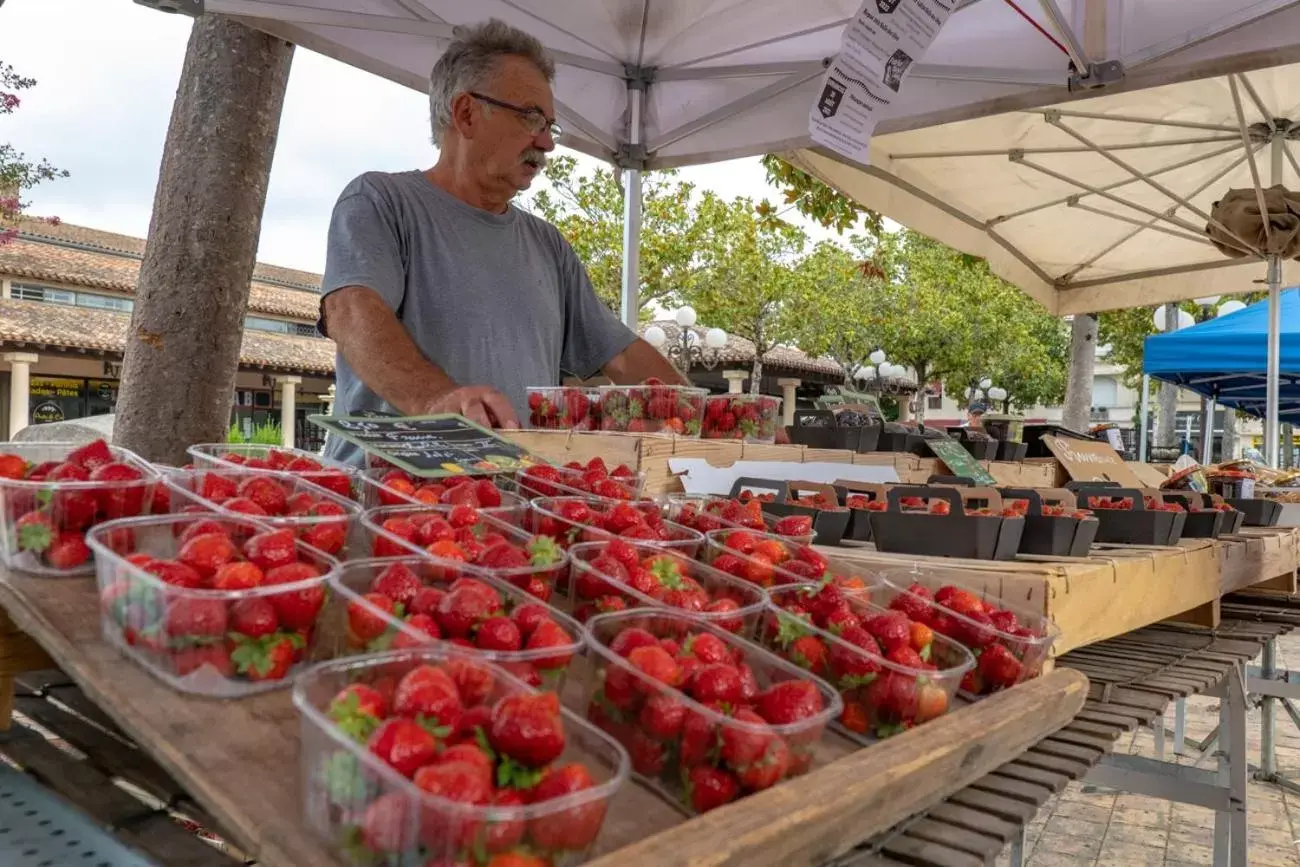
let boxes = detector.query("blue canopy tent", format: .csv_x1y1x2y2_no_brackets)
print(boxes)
1143,291,1300,458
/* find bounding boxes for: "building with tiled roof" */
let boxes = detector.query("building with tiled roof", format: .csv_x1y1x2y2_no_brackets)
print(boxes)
0,218,335,449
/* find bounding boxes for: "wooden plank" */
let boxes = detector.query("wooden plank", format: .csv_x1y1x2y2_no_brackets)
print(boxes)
1031,738,1105,764
1017,748,1093,780
947,788,1040,824
1163,599,1221,629
881,834,984,867
1050,727,1121,752
583,669,1088,867
995,760,1069,792
971,773,1055,804
1061,719,1126,740
904,818,1003,857
927,803,1022,843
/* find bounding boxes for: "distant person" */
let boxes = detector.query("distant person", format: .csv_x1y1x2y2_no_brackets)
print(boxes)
964,401,987,429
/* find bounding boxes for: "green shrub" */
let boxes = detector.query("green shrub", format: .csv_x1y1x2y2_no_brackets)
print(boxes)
227,421,284,445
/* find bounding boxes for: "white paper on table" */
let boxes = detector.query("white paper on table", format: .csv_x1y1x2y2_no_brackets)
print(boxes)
667,459,901,496
809,0,957,164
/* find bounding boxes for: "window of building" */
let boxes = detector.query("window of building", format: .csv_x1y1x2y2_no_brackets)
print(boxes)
927,394,942,410
246,316,290,333
12,283,133,312
290,322,318,337
1092,375,1118,408
76,293,134,313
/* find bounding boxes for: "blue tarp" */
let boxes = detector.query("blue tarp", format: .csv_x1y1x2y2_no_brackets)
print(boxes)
1143,290,1300,421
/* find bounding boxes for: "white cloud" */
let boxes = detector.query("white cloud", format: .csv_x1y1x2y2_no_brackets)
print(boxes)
1,0,867,275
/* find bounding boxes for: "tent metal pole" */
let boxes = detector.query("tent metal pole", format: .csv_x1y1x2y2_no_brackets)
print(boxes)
1265,132,1285,466
1202,398,1216,463
1139,374,1150,462
619,84,645,330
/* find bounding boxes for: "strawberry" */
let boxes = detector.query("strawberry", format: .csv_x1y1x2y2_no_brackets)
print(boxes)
689,663,743,705
172,645,233,677
221,496,268,517
392,664,462,730
863,671,918,726
89,462,147,518
686,766,739,813
232,634,298,681
46,532,90,570
311,470,353,500
830,625,881,685
211,560,263,590
0,453,26,480
888,645,925,669
237,476,288,515
347,593,396,645
15,511,55,554
628,726,668,775
145,559,205,589
771,514,813,537
409,585,444,617
627,645,680,688
370,562,422,607
916,684,950,722
528,762,605,850
178,532,237,579
179,518,229,545
681,632,731,665
197,472,238,502
489,691,565,768
863,612,911,654
609,626,659,658
756,680,824,725
327,683,388,743
736,735,790,790
163,597,227,640
524,619,575,670
67,439,114,471
368,717,438,778
228,597,278,639
446,658,495,707
261,561,325,631
475,615,522,651
436,582,501,638
510,602,551,638
977,643,1024,690
639,692,686,740
788,634,829,676
720,707,775,768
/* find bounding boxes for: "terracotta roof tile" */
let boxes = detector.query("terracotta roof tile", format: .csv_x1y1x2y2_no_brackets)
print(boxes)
1,219,322,320
0,298,335,374
640,321,845,378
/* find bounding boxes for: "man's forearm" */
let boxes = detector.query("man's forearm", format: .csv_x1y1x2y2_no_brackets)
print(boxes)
322,286,455,414
602,338,691,386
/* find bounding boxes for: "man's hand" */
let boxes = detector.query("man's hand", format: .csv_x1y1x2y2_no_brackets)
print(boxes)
422,385,520,429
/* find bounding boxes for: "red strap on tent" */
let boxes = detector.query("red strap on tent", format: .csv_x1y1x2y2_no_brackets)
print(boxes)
1003,0,1071,57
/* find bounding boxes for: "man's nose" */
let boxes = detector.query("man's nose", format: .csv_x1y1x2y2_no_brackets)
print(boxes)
535,126,557,151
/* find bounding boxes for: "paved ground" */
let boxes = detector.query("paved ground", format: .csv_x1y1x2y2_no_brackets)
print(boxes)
999,628,1300,866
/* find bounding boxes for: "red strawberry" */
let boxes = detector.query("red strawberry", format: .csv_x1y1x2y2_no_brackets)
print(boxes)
609,626,659,658
211,560,264,590
736,735,790,790
525,619,575,670
436,582,501,638
639,692,687,740
628,645,680,688
163,597,227,640
327,683,388,743
261,561,325,631
370,562,422,607
682,632,731,664
46,532,91,570
863,670,918,724
678,706,720,767
771,514,813,537
446,657,495,707
237,476,288,515
863,612,912,654
368,717,438,778
687,766,739,813
347,593,396,645
688,663,743,705
231,634,297,681
178,532,238,579
756,680,824,725
788,634,829,675
977,643,1024,690
409,585,444,617
829,625,882,684
720,707,775,768
475,615,522,651
392,664,462,730
172,645,233,678
67,439,114,471
528,762,605,850
489,691,565,767
228,597,278,639
510,602,551,637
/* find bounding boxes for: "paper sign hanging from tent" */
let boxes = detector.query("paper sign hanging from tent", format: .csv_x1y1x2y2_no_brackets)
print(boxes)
810,0,957,164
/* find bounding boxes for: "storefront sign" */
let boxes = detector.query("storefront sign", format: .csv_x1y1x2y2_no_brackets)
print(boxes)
308,413,543,478
31,401,65,424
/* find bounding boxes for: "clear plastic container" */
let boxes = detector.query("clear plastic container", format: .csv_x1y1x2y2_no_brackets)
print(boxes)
702,528,875,595
762,583,974,743
526,386,602,431
583,609,841,814
294,647,630,866
86,512,340,697
0,441,162,576
564,541,767,634
700,394,783,443
514,463,646,502
327,556,585,690
876,566,1060,696
660,495,816,544
362,466,527,513
526,497,704,556
360,505,569,603
595,384,708,436
163,469,362,560
186,443,358,502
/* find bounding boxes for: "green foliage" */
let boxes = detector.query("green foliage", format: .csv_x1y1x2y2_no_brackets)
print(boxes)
1,62,69,238
759,155,882,235
228,421,283,445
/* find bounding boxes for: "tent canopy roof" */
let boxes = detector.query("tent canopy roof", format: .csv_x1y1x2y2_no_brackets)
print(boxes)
1144,289,1300,420
175,0,1300,170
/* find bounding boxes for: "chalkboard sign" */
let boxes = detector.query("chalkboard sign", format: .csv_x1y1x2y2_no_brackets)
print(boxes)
308,414,543,478
925,438,997,486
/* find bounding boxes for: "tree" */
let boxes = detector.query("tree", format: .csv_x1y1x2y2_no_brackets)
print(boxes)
0,62,68,242
113,19,294,465
679,192,809,392
527,156,703,317
791,237,884,380
759,155,882,235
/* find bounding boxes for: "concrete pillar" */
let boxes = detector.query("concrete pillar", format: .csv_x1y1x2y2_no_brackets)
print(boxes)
0,278,11,299
777,378,801,427
723,370,747,394
325,383,337,416
4,352,38,439
279,375,301,448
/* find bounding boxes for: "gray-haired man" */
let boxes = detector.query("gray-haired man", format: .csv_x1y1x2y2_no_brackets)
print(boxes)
317,18,684,466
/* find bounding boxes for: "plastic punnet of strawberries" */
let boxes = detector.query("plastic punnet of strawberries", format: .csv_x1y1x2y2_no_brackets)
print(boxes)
301,649,627,865
0,439,159,575
516,458,641,501
88,514,337,694
666,496,816,542
761,583,975,741
336,557,583,690
187,444,356,501
368,468,518,511
596,379,707,435
703,528,872,593
880,575,1058,696
166,469,358,559
363,505,567,602
583,610,840,814
526,496,704,555
526,386,601,430
700,394,781,442
564,539,766,631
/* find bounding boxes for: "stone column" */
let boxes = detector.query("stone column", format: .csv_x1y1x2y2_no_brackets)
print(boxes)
279,375,301,449
0,279,11,299
723,370,747,394
325,383,337,416
777,378,801,427
4,352,38,439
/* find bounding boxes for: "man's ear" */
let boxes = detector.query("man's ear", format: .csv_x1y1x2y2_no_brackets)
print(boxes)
450,91,478,140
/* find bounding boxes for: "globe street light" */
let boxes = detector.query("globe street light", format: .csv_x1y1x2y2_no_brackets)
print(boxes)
649,310,726,374
1218,299,1247,316
869,349,887,365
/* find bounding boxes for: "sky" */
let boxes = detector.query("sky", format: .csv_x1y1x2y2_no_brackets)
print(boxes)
0,0,854,277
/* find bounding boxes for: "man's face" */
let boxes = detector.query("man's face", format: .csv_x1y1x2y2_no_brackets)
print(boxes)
469,55,557,195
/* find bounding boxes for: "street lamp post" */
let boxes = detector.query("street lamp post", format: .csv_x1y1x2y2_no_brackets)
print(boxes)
645,306,728,376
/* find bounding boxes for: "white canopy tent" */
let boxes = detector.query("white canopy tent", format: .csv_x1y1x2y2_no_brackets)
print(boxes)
137,0,1300,324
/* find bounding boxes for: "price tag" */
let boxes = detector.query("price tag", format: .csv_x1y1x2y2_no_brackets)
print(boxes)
309,414,542,478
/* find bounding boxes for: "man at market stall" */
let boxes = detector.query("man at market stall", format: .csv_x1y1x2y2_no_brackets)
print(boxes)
964,401,987,429
316,18,686,466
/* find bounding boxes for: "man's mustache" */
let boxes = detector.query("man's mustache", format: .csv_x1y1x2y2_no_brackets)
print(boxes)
522,149,548,168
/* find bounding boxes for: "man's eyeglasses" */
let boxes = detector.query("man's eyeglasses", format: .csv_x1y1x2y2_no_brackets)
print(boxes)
469,92,562,139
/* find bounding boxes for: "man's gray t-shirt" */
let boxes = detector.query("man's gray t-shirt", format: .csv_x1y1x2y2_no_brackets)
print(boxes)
317,170,637,466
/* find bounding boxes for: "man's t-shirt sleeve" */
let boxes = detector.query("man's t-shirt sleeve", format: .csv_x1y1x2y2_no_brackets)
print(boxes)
557,235,638,379
318,175,405,336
